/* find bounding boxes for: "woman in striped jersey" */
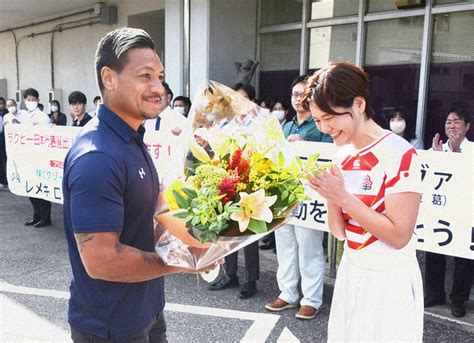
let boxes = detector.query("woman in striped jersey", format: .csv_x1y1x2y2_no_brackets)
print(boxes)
306,62,423,342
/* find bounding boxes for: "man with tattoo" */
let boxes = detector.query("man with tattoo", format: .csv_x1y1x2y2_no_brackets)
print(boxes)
63,28,209,342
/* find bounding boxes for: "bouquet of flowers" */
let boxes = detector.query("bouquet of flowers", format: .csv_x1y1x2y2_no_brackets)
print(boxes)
154,81,326,273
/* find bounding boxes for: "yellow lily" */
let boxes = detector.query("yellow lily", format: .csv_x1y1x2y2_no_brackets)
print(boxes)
189,139,211,163
163,179,187,210
230,189,277,232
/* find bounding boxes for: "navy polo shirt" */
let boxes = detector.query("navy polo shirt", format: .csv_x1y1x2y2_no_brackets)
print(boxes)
63,105,164,338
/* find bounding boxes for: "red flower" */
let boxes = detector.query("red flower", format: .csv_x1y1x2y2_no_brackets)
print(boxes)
228,148,243,171
218,173,240,204
228,148,250,182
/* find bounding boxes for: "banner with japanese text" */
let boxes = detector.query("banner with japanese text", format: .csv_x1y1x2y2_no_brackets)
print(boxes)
4,125,473,259
287,141,473,260
4,124,185,204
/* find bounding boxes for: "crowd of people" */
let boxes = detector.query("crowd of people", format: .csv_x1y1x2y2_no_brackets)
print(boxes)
0,26,472,342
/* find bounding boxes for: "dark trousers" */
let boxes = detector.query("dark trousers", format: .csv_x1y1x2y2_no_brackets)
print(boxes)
70,313,167,343
224,241,259,282
0,135,7,184
29,197,51,221
425,251,474,303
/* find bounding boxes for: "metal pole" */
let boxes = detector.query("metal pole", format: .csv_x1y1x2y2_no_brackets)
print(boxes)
183,0,191,97
415,0,434,142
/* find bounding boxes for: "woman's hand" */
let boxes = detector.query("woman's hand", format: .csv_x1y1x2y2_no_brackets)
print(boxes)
308,165,349,205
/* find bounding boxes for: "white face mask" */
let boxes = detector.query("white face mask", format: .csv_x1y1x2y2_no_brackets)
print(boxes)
390,120,406,134
272,110,286,121
7,106,17,114
50,105,59,112
174,106,186,116
25,100,38,111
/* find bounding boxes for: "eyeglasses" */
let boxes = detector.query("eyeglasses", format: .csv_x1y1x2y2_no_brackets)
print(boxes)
291,92,304,99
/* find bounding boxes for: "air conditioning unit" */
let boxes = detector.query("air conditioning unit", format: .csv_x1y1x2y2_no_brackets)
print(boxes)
394,0,425,9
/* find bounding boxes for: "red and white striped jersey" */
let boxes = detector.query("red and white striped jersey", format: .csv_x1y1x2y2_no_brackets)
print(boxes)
333,131,421,252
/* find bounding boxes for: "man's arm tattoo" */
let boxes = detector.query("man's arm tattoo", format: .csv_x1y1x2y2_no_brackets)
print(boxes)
140,250,165,266
115,241,126,254
115,242,164,266
75,233,94,253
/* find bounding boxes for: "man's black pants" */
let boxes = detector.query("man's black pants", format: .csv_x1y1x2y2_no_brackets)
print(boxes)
70,313,167,343
425,251,474,303
224,241,260,282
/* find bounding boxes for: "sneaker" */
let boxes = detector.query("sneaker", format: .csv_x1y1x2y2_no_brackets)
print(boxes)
295,305,318,320
265,298,296,312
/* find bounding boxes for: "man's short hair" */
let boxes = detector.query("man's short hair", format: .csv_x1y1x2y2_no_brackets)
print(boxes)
69,91,87,105
93,95,101,104
447,103,471,124
0,97,5,103
23,88,39,99
163,82,173,99
173,96,191,108
290,75,309,89
95,27,156,93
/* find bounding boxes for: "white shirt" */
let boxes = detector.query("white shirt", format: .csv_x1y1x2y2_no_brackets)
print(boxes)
19,108,50,126
143,107,188,134
441,137,471,153
3,112,22,126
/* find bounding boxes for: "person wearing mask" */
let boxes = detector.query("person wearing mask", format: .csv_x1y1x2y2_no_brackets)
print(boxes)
3,99,22,125
388,107,423,149
172,96,191,118
20,88,52,227
0,97,8,190
425,105,473,318
306,62,423,341
265,75,332,320
69,91,92,127
49,100,67,126
271,99,291,126
208,82,261,299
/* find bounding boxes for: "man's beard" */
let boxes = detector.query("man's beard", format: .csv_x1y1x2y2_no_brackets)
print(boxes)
141,95,167,120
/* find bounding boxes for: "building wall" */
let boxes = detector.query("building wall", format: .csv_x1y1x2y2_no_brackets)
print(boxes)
0,0,165,115
208,0,257,88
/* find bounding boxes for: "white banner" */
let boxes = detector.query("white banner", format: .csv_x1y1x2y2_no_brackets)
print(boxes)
4,125,473,259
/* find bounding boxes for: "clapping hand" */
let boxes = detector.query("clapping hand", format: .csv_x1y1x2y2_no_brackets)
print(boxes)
308,165,348,205
432,133,443,151
446,130,463,152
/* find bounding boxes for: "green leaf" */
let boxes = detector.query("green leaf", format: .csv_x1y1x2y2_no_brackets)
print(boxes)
281,190,289,200
191,216,200,226
278,152,285,167
173,211,189,219
173,190,189,208
181,187,198,199
247,219,267,234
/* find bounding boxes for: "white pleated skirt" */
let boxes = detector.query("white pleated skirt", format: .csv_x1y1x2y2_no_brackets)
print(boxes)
327,248,424,342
